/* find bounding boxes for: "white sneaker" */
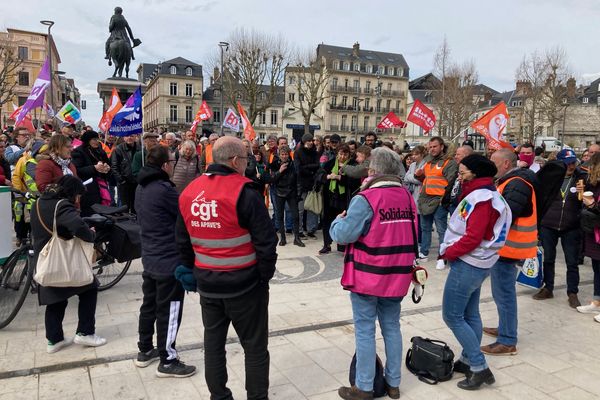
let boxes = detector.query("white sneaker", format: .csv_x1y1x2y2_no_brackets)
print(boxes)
47,338,73,354
436,259,447,270
74,333,107,347
595,314,600,323
418,252,429,262
576,303,600,314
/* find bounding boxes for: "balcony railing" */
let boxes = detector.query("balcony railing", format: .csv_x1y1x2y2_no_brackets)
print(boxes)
380,90,406,98
329,85,361,94
165,118,193,125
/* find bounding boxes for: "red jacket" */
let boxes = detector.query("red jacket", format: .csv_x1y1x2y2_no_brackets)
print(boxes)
443,177,500,261
35,158,78,193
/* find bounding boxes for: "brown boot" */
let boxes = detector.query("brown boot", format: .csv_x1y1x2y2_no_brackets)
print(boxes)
338,386,373,400
568,293,581,308
482,327,498,337
384,382,400,399
481,342,518,356
533,287,553,300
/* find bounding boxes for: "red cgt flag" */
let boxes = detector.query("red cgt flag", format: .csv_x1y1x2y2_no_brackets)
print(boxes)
191,101,213,133
471,102,513,150
377,111,407,129
407,99,436,133
237,101,256,141
98,88,123,133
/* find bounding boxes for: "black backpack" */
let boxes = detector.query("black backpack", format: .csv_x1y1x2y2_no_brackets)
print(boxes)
349,353,386,397
405,337,454,385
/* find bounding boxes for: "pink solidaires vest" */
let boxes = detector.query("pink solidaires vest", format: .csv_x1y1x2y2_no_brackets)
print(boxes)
341,184,417,298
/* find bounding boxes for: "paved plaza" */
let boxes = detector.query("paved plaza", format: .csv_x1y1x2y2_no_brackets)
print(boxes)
0,235,598,400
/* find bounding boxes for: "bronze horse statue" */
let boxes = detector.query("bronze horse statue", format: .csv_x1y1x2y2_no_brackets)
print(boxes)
108,38,132,79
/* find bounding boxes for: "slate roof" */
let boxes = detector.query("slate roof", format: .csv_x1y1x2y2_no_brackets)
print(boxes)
137,57,203,83
317,43,409,77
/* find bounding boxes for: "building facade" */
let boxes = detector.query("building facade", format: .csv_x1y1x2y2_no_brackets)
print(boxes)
137,57,203,132
312,42,410,142
0,28,67,128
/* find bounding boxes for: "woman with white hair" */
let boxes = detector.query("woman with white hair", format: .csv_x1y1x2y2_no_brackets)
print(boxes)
172,140,202,192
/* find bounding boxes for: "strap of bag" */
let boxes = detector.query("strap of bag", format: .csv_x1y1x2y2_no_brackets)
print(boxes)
51,200,64,235
404,348,439,385
407,196,419,258
36,199,53,235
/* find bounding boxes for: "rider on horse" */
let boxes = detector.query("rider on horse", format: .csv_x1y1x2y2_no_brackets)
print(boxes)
104,7,140,64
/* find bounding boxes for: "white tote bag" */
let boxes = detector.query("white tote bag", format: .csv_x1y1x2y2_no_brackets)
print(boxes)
34,199,95,287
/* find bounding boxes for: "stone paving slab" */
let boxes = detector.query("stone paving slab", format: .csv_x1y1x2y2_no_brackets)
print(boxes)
0,233,598,399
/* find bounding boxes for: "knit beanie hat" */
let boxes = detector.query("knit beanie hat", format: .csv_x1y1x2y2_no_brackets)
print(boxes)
81,130,99,145
460,154,497,178
302,133,314,143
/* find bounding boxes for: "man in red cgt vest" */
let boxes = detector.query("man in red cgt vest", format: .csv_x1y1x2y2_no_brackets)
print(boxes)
177,136,278,400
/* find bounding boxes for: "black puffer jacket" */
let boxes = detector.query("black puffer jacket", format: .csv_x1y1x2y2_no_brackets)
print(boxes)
294,146,320,193
497,167,539,225
72,144,111,216
541,167,587,231
110,142,138,185
135,166,180,276
267,156,298,198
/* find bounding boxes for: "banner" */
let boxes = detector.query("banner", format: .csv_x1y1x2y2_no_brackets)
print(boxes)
99,88,123,132
471,102,513,150
237,101,256,141
377,111,407,130
407,99,436,133
9,104,35,132
56,101,82,124
43,103,55,118
109,87,143,136
190,100,213,133
15,57,51,125
222,107,240,132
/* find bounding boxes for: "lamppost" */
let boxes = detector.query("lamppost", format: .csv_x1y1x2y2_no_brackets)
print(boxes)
218,41,229,135
561,102,569,149
40,20,55,114
375,71,381,133
354,98,363,141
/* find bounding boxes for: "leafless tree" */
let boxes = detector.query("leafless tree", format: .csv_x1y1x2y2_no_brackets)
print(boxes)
516,51,550,142
286,49,329,135
220,28,288,125
0,39,23,110
540,47,570,134
432,37,451,135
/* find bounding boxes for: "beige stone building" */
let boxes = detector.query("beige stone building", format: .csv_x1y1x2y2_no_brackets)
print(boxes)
137,57,203,132
307,43,410,143
0,28,65,127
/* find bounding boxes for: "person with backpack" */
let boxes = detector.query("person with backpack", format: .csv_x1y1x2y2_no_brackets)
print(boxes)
440,155,511,390
172,140,202,193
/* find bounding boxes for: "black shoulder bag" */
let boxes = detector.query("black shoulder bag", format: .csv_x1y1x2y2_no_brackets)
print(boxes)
405,336,454,385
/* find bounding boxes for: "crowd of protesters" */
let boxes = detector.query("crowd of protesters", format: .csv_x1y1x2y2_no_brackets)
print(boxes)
3,119,600,398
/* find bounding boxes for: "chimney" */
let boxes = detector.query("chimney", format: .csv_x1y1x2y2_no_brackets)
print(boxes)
484,91,492,102
567,77,576,98
352,42,360,57
516,80,532,96
213,67,220,85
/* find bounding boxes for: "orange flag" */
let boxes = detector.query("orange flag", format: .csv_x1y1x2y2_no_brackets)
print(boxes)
471,102,513,150
98,88,123,133
237,101,256,141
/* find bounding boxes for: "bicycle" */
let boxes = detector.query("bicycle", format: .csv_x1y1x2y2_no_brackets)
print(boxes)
0,240,35,329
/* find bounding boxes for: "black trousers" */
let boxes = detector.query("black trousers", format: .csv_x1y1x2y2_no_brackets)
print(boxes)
275,194,299,235
540,226,581,294
201,283,270,400
118,182,137,213
138,272,185,363
322,202,344,247
45,287,97,344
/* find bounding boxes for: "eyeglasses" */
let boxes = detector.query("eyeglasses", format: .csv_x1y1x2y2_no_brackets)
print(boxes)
458,170,472,176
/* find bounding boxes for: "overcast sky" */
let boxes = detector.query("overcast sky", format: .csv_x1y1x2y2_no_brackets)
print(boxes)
3,0,600,127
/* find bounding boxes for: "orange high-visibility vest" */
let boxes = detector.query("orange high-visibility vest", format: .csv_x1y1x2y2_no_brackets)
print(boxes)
205,144,213,165
497,176,538,259
101,142,113,158
422,159,450,196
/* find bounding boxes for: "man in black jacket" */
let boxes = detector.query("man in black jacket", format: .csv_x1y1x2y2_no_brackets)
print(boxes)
110,134,138,213
176,136,277,400
134,146,196,377
294,133,320,237
534,149,586,307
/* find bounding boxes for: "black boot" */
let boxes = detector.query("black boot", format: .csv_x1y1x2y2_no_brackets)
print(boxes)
453,360,471,375
293,235,305,247
457,368,495,390
279,232,287,246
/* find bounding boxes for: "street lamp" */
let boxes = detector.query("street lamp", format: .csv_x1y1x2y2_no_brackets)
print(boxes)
40,20,55,114
218,41,229,135
375,71,381,133
353,98,363,141
561,102,569,149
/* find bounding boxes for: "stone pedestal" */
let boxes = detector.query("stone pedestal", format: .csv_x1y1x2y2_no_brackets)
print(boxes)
97,77,147,112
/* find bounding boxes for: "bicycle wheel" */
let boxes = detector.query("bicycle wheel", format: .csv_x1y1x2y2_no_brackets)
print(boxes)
92,242,132,291
0,247,33,329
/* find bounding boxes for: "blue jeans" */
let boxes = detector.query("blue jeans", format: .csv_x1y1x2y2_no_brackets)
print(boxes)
490,259,519,346
350,292,403,391
442,259,490,372
270,186,292,230
419,205,448,256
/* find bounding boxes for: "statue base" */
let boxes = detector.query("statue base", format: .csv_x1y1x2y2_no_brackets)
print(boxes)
97,77,147,112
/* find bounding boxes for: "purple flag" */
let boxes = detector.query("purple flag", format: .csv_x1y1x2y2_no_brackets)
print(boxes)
15,57,51,124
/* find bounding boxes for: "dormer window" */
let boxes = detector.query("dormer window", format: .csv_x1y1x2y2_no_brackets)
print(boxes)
170,65,177,75
366,64,372,73
185,67,193,76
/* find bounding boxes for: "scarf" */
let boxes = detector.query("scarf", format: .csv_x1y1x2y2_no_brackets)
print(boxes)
50,153,73,176
329,158,348,195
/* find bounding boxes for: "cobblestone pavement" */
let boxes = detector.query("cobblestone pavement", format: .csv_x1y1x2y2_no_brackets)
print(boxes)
0,233,598,399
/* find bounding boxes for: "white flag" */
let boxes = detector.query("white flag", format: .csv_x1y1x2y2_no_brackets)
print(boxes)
222,107,240,132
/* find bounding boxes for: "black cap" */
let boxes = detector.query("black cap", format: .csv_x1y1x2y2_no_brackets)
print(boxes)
460,154,497,178
330,134,341,143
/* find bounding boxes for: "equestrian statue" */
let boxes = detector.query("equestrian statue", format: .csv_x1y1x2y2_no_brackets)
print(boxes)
104,6,142,79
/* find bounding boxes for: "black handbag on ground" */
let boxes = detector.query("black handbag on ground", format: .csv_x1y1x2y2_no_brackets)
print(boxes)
349,353,386,397
405,336,454,385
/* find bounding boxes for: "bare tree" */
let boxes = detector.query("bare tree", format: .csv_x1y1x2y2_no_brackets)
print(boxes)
286,50,329,135
540,47,570,134
516,51,549,142
221,28,288,124
431,38,478,138
0,38,23,110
